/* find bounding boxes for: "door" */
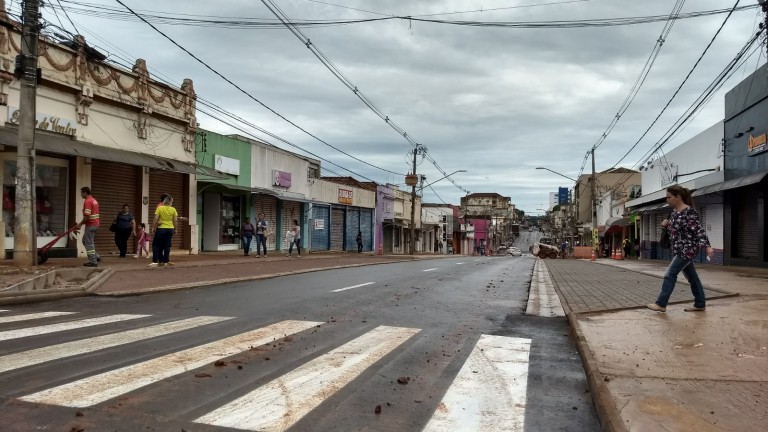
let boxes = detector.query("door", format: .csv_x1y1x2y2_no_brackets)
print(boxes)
202,193,220,251
330,207,345,251
345,208,361,251
310,205,330,251
149,171,187,250
282,200,302,245
91,161,140,255
252,194,278,251
733,189,758,259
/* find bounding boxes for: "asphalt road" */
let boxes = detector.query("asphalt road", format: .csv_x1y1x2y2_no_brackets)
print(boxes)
0,255,599,431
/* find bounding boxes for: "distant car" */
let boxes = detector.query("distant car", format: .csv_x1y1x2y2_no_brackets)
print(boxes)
508,247,522,256
497,246,508,254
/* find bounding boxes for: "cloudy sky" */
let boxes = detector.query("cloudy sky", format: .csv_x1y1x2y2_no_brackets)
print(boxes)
26,0,767,214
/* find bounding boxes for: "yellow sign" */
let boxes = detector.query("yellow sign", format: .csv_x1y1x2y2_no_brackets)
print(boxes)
338,188,353,204
747,133,767,155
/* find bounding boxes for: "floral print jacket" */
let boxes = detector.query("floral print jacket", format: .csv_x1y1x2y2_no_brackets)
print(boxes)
668,207,710,260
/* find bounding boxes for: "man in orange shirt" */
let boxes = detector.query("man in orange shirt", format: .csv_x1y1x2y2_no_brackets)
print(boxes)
76,186,101,267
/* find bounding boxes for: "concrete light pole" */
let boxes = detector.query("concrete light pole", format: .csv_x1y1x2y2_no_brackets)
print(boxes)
13,0,40,266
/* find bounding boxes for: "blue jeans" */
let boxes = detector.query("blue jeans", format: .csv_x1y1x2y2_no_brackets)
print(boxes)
152,228,174,264
242,235,252,255
288,237,301,255
655,255,706,308
255,234,267,256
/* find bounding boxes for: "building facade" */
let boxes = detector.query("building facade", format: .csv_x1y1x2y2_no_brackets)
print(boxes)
0,11,202,259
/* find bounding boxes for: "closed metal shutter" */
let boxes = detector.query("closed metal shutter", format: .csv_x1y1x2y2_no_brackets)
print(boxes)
149,171,187,250
653,212,665,260
345,208,361,251
360,209,373,251
281,200,302,245
310,205,330,251
252,194,278,251
91,161,141,255
330,206,345,251
734,189,758,259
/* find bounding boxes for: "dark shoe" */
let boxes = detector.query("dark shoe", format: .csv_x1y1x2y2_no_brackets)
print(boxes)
83,262,97,267
684,306,706,312
96,257,102,262
646,303,666,312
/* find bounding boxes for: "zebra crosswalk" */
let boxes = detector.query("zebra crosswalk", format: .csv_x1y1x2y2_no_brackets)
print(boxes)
0,308,533,431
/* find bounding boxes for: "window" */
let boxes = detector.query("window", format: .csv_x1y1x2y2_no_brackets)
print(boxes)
3,158,69,249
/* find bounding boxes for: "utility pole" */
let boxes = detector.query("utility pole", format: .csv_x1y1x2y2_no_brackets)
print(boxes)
14,0,40,266
408,146,420,255
590,148,598,253
762,0,768,69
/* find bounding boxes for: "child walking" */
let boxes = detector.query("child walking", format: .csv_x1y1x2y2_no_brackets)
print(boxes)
133,223,150,258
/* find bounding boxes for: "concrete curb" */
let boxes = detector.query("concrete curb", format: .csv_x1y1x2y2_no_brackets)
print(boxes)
541,260,628,432
84,268,116,293
0,287,90,306
95,261,403,297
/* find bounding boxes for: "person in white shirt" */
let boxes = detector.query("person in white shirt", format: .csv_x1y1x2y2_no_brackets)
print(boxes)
287,219,301,257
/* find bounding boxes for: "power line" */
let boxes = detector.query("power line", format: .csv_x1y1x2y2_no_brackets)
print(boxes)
260,0,469,194
108,0,405,180
611,0,743,169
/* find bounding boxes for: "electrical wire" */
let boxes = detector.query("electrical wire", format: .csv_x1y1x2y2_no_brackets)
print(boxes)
260,0,470,194
610,0,743,169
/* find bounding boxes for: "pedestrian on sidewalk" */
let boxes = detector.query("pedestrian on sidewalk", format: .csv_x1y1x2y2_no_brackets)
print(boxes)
112,204,136,258
133,223,150,258
255,212,268,258
148,195,178,268
356,231,363,253
647,185,714,313
242,217,255,256
77,186,101,267
287,219,301,257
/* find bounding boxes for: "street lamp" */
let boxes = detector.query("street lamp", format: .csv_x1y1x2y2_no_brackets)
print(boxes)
420,170,467,192
535,167,577,182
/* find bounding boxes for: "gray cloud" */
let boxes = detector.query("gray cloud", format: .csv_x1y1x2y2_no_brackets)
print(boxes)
57,0,763,214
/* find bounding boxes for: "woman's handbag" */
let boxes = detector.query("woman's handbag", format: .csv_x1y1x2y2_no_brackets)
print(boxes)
660,226,670,249
109,223,117,232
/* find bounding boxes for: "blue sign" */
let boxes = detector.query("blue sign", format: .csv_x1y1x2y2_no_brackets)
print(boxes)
558,187,570,204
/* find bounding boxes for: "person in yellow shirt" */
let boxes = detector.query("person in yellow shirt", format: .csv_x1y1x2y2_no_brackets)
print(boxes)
148,195,178,268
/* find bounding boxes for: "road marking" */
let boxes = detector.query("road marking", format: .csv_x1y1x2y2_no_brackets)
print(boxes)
19,320,323,407
330,282,374,292
474,259,481,262
526,260,565,317
423,268,438,272
423,334,531,432
0,309,8,313
0,314,149,342
0,311,76,324
456,262,465,265
194,325,420,431
0,316,233,374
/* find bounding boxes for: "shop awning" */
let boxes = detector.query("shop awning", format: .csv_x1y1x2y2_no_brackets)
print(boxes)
691,170,768,197
198,182,279,195
630,201,668,213
0,127,227,177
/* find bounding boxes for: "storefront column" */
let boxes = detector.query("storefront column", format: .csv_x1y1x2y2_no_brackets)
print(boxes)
187,174,198,254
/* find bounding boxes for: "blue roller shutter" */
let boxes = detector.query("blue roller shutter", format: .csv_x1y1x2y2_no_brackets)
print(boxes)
346,208,361,251
360,209,373,251
311,205,330,251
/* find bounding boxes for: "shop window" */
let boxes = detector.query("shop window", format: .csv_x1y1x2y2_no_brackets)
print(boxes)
220,196,241,245
3,161,68,248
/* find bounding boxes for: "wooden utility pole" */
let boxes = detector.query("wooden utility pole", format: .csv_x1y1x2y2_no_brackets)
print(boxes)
13,0,40,266
590,148,598,254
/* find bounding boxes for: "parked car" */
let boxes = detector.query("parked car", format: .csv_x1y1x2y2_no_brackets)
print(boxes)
508,247,522,256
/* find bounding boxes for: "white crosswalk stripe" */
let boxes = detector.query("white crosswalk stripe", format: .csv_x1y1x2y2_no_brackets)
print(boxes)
194,325,420,431
423,335,532,432
0,314,149,342
19,319,323,407
5,311,534,430
0,316,232,374
0,311,76,324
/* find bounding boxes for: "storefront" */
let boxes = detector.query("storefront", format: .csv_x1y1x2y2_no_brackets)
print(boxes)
201,191,246,251
1,153,70,256
91,160,142,256
309,204,330,251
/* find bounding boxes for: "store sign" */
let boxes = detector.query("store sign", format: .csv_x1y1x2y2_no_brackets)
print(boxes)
273,170,291,188
747,132,768,157
214,155,240,175
7,107,77,137
314,219,325,230
338,188,353,204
